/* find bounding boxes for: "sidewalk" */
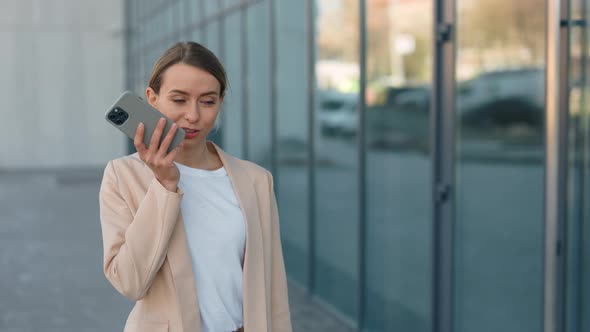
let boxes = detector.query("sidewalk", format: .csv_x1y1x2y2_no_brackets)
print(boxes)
0,168,353,332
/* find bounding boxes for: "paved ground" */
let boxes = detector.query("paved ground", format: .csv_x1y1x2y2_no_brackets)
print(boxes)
0,168,354,332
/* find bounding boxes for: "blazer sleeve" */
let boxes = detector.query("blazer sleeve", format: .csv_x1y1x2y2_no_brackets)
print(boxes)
99,160,183,301
267,172,293,332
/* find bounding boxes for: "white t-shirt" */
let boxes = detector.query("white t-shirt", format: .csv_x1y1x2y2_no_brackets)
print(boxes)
174,161,246,332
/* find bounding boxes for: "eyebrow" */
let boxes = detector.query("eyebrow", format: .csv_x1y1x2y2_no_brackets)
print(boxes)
168,89,218,97
168,89,190,96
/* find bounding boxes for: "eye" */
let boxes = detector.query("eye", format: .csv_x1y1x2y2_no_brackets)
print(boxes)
173,99,186,104
201,100,216,106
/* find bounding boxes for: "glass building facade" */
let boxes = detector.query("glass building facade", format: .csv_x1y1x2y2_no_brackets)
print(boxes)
124,0,589,331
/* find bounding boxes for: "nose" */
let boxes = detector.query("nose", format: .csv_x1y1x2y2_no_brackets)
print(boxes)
185,102,200,123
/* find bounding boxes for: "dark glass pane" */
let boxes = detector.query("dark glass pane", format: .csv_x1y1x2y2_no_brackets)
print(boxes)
246,2,271,170
204,0,219,17
566,0,590,331
276,0,309,287
454,0,546,330
364,0,433,330
221,12,244,158
314,0,360,322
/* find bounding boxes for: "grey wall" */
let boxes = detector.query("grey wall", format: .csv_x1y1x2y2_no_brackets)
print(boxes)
0,0,126,168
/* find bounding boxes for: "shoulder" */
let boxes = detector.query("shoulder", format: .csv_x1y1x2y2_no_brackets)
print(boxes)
225,153,272,179
222,153,273,185
101,152,150,185
107,152,145,170
105,152,147,172
209,140,272,182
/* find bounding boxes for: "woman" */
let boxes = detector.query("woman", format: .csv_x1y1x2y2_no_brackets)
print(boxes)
99,41,292,332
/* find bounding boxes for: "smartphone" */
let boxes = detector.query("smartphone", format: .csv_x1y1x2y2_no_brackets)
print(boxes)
105,91,185,154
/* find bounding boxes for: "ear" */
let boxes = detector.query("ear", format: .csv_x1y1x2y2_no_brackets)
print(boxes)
146,87,159,107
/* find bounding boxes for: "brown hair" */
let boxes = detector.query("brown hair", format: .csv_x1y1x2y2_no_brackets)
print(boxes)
148,41,227,96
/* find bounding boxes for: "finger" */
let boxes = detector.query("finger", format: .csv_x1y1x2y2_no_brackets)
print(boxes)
157,123,178,158
163,144,181,164
134,122,147,154
148,118,166,154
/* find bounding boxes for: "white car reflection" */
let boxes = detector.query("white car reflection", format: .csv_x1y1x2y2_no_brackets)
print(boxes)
317,90,358,137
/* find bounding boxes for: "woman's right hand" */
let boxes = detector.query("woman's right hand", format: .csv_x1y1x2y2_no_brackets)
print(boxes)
134,118,182,192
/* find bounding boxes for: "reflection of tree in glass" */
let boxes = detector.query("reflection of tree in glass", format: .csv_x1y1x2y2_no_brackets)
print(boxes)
459,0,545,70
367,0,432,84
317,0,359,62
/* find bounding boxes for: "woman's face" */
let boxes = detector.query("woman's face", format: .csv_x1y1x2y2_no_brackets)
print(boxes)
146,63,223,149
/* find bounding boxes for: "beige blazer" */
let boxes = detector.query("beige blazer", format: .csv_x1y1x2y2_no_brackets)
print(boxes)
99,141,292,332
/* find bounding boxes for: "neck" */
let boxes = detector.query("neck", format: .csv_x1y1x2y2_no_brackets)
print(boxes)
174,140,217,170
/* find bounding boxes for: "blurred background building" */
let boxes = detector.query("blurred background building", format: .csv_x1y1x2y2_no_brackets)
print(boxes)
2,0,590,331
0,0,126,167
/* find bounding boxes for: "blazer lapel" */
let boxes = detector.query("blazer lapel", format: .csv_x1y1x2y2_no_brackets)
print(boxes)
212,142,269,332
167,212,201,331
165,142,269,332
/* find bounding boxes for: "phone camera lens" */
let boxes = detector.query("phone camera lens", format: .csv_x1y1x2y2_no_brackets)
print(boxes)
115,119,124,125
108,114,116,120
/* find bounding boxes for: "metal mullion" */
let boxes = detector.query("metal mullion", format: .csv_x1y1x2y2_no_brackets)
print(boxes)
558,0,571,329
432,0,456,331
544,0,571,330
305,0,316,294
269,0,278,179
124,0,132,91
125,0,135,154
218,0,225,148
241,7,249,160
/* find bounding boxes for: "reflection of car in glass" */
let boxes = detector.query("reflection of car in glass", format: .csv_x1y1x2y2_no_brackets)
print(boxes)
458,68,544,130
365,68,545,151
384,85,430,113
365,85,430,150
317,90,358,137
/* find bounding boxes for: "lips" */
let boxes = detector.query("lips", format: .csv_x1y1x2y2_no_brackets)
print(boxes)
182,127,200,139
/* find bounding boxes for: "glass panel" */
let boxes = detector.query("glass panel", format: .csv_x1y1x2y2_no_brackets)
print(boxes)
246,2,271,170
205,21,220,63
314,0,360,321
224,0,240,10
566,0,590,331
169,3,176,36
187,0,201,25
171,0,184,39
158,10,167,42
205,21,221,144
454,0,546,331
204,0,219,17
582,1,590,328
221,12,244,158
276,0,309,285
190,27,202,46
364,0,433,330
